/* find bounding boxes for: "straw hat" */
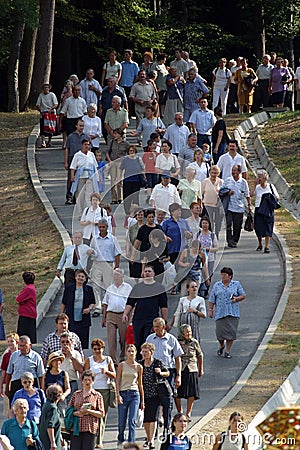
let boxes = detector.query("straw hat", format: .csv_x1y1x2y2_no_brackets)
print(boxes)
48,351,65,367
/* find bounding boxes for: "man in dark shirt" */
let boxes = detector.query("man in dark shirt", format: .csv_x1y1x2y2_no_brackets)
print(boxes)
122,265,168,358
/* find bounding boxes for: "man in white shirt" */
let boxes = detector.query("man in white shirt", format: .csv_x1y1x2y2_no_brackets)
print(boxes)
217,139,248,180
90,219,122,312
56,231,95,285
163,112,190,155
59,85,87,135
102,269,132,365
150,172,181,214
79,68,102,107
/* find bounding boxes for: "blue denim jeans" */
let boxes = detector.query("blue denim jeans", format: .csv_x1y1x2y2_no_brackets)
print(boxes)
118,389,140,443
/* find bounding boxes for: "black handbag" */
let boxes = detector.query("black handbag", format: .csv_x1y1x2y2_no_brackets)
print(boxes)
139,174,148,188
244,211,254,232
270,184,281,210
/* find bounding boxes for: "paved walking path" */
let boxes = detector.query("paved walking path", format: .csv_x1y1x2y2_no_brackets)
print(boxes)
0,117,285,449
32,119,285,449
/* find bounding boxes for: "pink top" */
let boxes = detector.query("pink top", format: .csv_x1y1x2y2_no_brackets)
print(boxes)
142,152,156,172
16,284,37,319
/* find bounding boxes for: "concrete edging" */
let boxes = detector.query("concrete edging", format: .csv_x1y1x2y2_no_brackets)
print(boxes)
26,124,71,326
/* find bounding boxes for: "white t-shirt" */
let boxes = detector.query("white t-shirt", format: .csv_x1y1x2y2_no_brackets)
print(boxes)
212,67,231,88
217,152,247,180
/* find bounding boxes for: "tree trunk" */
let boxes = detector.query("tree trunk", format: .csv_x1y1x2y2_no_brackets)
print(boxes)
19,26,38,111
252,4,265,60
28,0,55,107
7,20,25,112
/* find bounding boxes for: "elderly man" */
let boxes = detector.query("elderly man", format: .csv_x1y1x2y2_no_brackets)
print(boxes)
222,165,251,248
40,313,84,367
102,269,132,366
79,67,102,107
5,335,45,403
56,231,95,285
129,69,157,127
150,171,181,214
119,49,139,118
253,55,273,111
64,118,90,204
178,132,200,176
122,266,168,358
190,98,216,148
217,139,248,180
104,96,129,144
163,112,190,156
100,77,127,142
146,317,183,432
59,85,87,136
183,68,209,122
90,219,122,312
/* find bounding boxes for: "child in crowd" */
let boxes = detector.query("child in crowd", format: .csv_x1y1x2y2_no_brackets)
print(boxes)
202,143,212,165
124,204,139,229
93,148,106,195
103,203,116,235
150,132,162,153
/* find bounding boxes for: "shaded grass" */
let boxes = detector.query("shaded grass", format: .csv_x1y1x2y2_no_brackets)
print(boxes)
0,112,62,340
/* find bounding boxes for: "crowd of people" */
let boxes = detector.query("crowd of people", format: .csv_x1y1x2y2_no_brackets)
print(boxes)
0,47,287,450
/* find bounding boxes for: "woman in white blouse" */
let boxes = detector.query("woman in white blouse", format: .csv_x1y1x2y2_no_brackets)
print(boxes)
189,149,210,182
201,165,224,238
155,139,180,185
83,104,102,150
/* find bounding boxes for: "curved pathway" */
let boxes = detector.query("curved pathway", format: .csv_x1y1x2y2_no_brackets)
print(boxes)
33,119,284,449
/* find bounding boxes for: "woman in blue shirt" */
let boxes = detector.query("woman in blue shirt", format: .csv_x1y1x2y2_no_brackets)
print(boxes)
160,413,192,450
11,372,45,424
208,267,246,359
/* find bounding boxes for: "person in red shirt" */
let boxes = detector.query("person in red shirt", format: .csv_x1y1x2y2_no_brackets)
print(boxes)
16,272,37,344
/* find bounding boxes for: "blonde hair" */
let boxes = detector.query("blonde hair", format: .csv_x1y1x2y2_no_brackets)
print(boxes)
141,342,155,352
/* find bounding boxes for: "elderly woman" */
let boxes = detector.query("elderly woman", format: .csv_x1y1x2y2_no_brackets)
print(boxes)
198,216,219,297
201,165,224,238
16,271,37,344
68,370,104,450
162,203,192,265
45,351,71,412
1,398,39,450
270,57,292,108
189,149,210,182
120,145,145,215
171,280,207,342
61,269,96,349
177,165,202,210
140,342,170,449
175,325,203,420
11,372,46,424
39,384,63,450
83,104,102,150
208,267,246,359
70,139,99,218
36,82,58,148
234,58,258,113
155,140,180,185
250,169,280,253
84,338,116,448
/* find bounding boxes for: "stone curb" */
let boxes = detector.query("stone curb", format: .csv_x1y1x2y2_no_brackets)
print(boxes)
190,111,294,434
26,124,71,327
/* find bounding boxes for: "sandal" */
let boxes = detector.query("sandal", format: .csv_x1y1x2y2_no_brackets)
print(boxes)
256,245,263,251
217,346,225,356
41,142,46,148
264,247,270,253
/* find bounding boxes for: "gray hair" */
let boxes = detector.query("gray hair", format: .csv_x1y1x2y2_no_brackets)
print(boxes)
88,103,97,111
112,95,121,105
21,372,34,381
72,231,83,237
114,268,124,275
98,219,108,227
19,335,31,344
46,384,63,402
12,398,29,414
257,169,269,180
108,76,117,84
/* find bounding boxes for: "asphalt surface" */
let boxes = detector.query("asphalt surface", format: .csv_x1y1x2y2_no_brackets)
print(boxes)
5,123,285,448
